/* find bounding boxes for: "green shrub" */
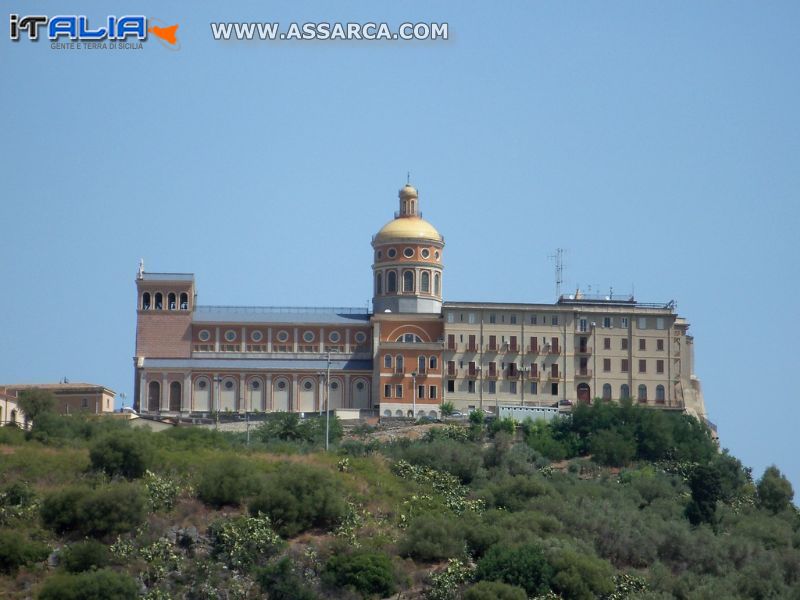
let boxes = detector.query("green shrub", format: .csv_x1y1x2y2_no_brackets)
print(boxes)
196,456,260,508
488,417,516,437
393,439,483,484
89,431,153,479
41,484,145,538
249,463,346,537
590,428,636,467
256,412,342,446
475,543,552,597
38,568,138,600
480,474,550,511
323,550,397,598
547,546,615,600
399,513,465,561
60,540,111,573
0,529,49,574
209,514,283,571
685,464,722,526
463,580,527,600
757,465,794,514
256,557,319,600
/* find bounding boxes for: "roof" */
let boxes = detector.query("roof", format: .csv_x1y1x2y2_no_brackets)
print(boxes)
4,383,116,395
139,272,195,282
142,358,373,371
193,306,371,325
373,216,443,244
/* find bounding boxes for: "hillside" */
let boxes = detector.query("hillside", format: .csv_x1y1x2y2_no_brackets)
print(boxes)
0,401,797,600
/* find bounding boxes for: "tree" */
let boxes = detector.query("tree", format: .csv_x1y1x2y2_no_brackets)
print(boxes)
0,530,49,574
475,543,553,597
440,401,456,417
89,432,152,479
757,465,794,514
685,464,722,526
463,581,527,600
323,550,397,598
17,389,56,422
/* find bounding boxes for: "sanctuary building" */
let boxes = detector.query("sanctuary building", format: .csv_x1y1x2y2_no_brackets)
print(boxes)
133,184,708,423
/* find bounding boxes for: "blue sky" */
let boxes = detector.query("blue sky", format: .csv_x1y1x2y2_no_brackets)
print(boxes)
2,1,799,492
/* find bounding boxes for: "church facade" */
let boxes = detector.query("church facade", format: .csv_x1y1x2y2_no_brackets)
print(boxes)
133,184,707,422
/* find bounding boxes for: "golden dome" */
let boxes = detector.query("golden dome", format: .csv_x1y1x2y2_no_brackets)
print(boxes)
374,216,443,244
399,184,418,199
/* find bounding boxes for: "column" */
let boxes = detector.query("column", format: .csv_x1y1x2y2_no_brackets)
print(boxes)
291,374,298,412
161,373,168,412
344,373,351,408
267,327,273,353
239,374,246,413
266,374,273,411
183,372,192,412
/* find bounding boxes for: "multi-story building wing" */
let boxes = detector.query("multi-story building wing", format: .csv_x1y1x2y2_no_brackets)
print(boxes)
133,183,707,423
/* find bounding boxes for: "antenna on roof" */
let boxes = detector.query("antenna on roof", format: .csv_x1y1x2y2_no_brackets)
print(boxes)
406,171,411,185
548,248,564,299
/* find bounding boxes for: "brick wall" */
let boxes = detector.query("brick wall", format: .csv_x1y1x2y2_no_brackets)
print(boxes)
136,313,192,358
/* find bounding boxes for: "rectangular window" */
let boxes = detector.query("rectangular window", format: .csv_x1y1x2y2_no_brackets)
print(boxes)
603,317,612,328
395,385,403,398
530,381,537,394
579,318,588,332
429,385,437,399
529,337,538,353
656,359,664,374
530,315,537,325
509,381,517,394
551,337,560,354
468,380,475,394
447,312,454,323
638,317,647,330
639,338,646,351
447,334,456,350
509,336,518,352
621,317,629,328
603,337,611,350
384,355,392,369
530,363,538,377
384,384,391,398
488,362,497,377
468,313,476,324
551,363,559,377
510,314,517,325
551,382,559,395
656,317,665,330
551,315,559,325
468,361,477,376
488,380,496,394
488,335,497,351
489,313,496,324
603,358,611,372
657,339,664,351
447,380,455,393
447,360,456,376
621,338,628,350
639,359,647,373
621,359,629,373
418,385,425,399
468,335,477,351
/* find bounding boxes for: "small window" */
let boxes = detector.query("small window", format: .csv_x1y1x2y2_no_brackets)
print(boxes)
621,384,630,400
509,381,517,394
551,315,559,326
657,339,664,351
81,398,88,408
468,313,476,324
224,380,234,390
303,331,315,343
579,318,588,332
621,317,629,328
384,355,392,369
603,358,611,372
656,385,665,403
251,330,263,342
447,380,455,393
395,385,403,398
277,330,289,342
510,314,517,325
396,356,404,371
142,292,151,310
639,359,647,373
434,251,440,260
468,380,476,393
488,380,496,394
403,247,415,258
621,359,629,373
387,271,397,293
621,338,629,350
638,317,647,330
530,381,537,394
376,273,383,295
656,359,664,374
551,383,559,395
180,292,189,310
251,380,260,390
603,337,611,350
331,381,338,390
154,292,163,310
434,273,440,295
638,384,648,402
530,315,537,325
639,338,646,351
277,380,286,390
418,385,425,399
421,248,430,258
329,331,341,343
224,330,237,342
376,250,382,260
429,356,438,370
489,313,496,324
354,331,367,344
421,271,430,293
403,270,414,292
384,384,391,398
603,317,612,328
387,248,397,258
168,292,176,310
656,317,665,330
356,382,365,391
198,330,211,342
446,312,454,323
602,383,612,400
198,380,207,390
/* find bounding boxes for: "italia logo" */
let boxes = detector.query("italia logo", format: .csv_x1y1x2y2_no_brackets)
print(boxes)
9,14,180,48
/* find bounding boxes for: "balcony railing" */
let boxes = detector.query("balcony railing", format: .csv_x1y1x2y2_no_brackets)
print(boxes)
548,346,561,355
446,368,457,377
446,342,457,351
466,344,478,352
507,344,519,353
467,368,479,378
487,343,499,352
527,345,540,353
575,369,593,378
547,372,561,381
576,346,593,355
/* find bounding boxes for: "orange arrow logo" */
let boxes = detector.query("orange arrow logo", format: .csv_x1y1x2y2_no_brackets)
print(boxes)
149,23,178,45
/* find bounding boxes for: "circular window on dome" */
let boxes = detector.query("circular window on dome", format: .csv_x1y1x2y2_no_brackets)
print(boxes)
276,330,289,343
251,330,263,342
387,248,397,258
303,331,315,343
329,331,341,343
251,380,260,390
376,250,382,260
277,380,286,390
331,381,339,390
434,251,440,260
356,382,365,391
198,330,211,342
224,330,237,342
303,381,313,391
421,248,430,259
354,331,367,344
403,247,415,258
224,380,234,390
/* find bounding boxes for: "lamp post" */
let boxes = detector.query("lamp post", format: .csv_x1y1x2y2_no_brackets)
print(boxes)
520,366,528,406
411,370,417,419
325,350,333,452
213,376,221,431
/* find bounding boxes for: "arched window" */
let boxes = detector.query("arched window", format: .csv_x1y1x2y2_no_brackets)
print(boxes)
168,292,177,310
384,354,392,369
396,334,424,343
434,273,440,295
418,356,426,372
180,292,189,310
396,355,404,373
387,271,397,293
602,383,612,400
429,356,438,370
376,273,383,295
421,271,430,293
142,292,151,310
638,384,648,402
154,293,163,310
169,381,181,412
403,270,414,292
655,384,665,403
620,384,630,400
148,381,161,412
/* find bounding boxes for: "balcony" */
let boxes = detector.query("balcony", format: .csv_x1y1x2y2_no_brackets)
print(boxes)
466,368,479,378
446,367,457,377
546,345,560,355
486,343,499,352
527,345,540,354
576,346,593,355
466,344,478,353
507,344,520,354
446,342,457,351
487,368,498,380
575,369,593,378
547,372,561,381
394,367,405,375
506,370,520,380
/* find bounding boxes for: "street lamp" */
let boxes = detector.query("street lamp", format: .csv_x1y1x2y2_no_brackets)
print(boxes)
411,370,418,419
520,366,528,406
212,376,222,430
